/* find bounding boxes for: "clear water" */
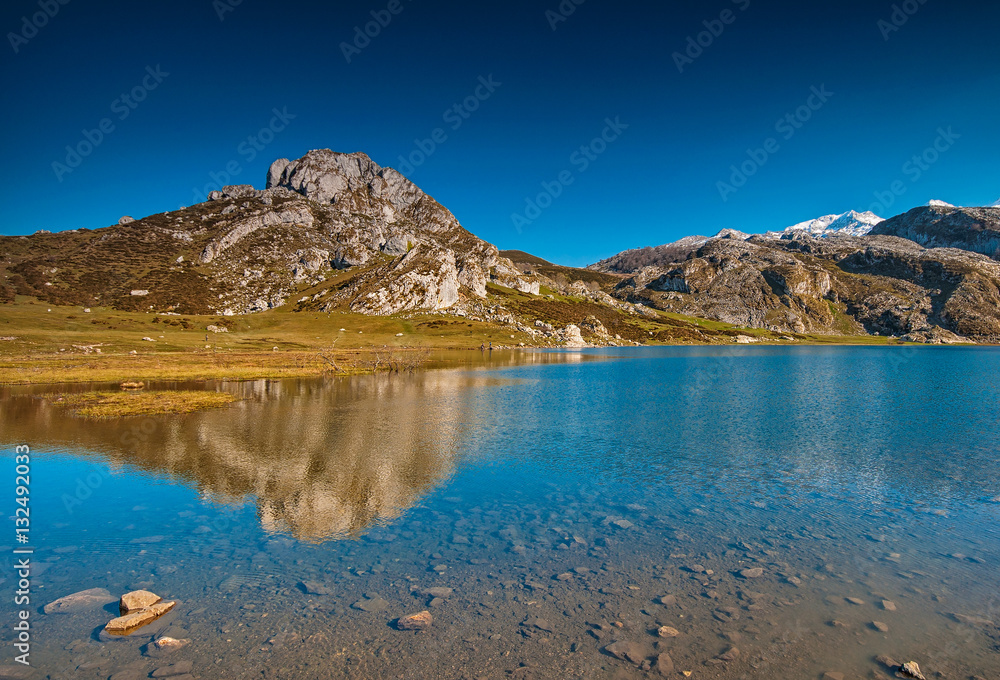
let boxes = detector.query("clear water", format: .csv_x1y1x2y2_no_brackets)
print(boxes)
2,346,999,679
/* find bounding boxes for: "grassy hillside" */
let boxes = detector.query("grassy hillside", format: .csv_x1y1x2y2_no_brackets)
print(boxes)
0,294,905,385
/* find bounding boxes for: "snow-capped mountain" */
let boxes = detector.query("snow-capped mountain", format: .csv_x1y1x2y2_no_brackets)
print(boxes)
928,199,955,208
765,210,884,239
991,198,1000,208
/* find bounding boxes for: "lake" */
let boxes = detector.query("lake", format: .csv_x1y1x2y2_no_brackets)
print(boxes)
2,346,999,679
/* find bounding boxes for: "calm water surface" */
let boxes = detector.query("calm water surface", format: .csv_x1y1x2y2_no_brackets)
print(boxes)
2,346,999,679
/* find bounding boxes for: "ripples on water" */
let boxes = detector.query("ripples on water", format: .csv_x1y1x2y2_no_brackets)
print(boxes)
2,346,999,679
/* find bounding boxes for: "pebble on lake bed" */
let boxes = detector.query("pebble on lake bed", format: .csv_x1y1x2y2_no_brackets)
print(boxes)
603,640,646,665
397,611,433,631
657,626,681,638
152,637,190,654
151,660,193,678
739,567,764,579
899,661,927,679
872,621,889,632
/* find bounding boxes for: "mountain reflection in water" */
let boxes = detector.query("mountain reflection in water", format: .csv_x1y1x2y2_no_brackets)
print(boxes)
1,369,541,542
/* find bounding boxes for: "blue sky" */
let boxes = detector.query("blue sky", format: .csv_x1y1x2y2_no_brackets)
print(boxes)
2,0,998,266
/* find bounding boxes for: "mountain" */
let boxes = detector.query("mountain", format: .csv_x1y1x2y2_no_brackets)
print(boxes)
589,235,710,274
768,210,884,238
0,150,538,316
591,205,1000,343
589,211,884,275
607,233,1000,343
870,204,1000,260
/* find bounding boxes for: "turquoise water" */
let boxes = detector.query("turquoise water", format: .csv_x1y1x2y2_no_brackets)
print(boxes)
2,346,999,679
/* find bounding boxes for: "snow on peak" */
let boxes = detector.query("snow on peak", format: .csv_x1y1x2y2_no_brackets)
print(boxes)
928,199,955,208
712,228,751,240
990,198,1000,208
767,210,884,238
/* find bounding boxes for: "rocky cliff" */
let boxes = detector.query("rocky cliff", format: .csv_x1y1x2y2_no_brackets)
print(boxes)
869,205,1000,260
0,150,538,316
607,231,1000,343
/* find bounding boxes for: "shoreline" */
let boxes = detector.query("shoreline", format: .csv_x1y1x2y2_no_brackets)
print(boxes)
1,299,980,389
1,339,984,389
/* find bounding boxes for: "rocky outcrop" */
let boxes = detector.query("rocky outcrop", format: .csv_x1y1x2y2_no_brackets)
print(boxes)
871,205,1000,259
609,233,1000,342
1,149,538,317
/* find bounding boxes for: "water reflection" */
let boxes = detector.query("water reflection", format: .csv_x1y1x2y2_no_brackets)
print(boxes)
1,371,534,542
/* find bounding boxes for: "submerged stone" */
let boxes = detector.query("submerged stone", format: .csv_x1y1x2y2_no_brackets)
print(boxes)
397,611,433,630
43,588,114,614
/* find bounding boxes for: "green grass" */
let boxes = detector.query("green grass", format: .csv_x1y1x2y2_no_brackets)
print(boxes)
48,390,238,418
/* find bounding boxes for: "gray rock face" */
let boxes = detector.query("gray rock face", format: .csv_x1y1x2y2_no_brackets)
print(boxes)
610,233,1000,342
871,205,1000,259
266,158,291,189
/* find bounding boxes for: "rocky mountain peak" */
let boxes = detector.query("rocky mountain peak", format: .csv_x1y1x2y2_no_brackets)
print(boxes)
0,149,539,317
268,150,425,211
870,205,1000,259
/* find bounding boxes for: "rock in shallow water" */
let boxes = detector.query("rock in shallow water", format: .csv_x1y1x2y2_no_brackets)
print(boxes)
151,660,193,677
604,640,646,665
899,661,926,679
352,595,390,612
300,581,333,596
397,611,433,631
43,588,114,614
656,652,674,674
120,589,162,614
105,595,176,635
146,636,190,657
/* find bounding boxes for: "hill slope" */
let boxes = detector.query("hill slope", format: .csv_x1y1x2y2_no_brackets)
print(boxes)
0,150,538,317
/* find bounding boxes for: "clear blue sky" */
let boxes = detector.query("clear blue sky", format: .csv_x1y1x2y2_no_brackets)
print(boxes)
2,0,998,266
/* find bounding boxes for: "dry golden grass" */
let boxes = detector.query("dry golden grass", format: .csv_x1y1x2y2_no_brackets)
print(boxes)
49,390,238,418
